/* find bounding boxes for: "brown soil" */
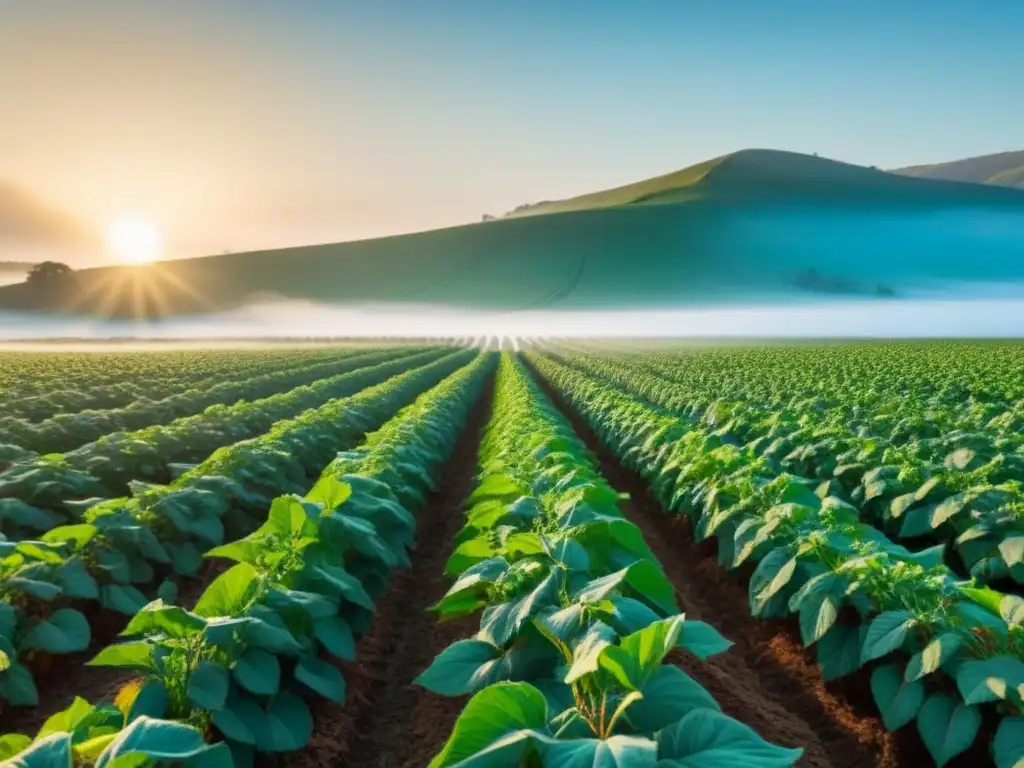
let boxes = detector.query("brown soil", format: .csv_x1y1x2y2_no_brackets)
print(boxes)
528,367,915,768
1,560,227,736
279,374,494,768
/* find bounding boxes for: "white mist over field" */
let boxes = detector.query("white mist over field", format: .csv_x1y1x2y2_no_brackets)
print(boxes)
1,289,1023,344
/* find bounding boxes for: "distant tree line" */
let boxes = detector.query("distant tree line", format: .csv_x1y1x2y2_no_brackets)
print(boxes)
26,261,74,285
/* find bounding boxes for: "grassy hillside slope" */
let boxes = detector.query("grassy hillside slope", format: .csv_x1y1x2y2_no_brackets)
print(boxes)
893,150,1024,189
1,150,1022,319
508,148,1024,215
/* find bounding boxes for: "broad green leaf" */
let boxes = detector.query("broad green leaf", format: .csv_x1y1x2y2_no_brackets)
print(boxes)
565,621,616,684
58,559,99,600
100,585,148,616
72,732,119,763
0,604,16,639
255,692,313,753
816,624,866,681
211,695,263,745
861,610,915,663
311,564,375,611
749,550,797,616
433,730,536,766
1000,537,1024,568
265,588,337,620
502,532,545,560
99,752,149,768
479,569,560,646
3,732,71,766
187,660,229,711
306,476,353,511
468,476,526,505
37,695,94,738
194,563,259,618
93,716,216,767
870,663,924,731
203,538,266,566
233,649,280,696
599,615,685,691
122,601,206,640
157,580,177,605
8,578,61,602
905,632,963,682
538,603,586,645
0,733,32,760
125,680,170,722
627,665,720,732
542,537,590,572
959,585,1005,616
536,734,658,766
956,656,1024,705
88,642,157,672
797,590,839,647
429,682,548,768
623,561,678,615
415,639,503,696
657,708,804,767
679,620,733,659
295,657,345,703
993,716,1024,768
574,562,676,617
242,614,301,655
915,692,981,767
606,598,660,636
22,609,90,654
313,615,356,661
433,558,508,617
267,495,318,537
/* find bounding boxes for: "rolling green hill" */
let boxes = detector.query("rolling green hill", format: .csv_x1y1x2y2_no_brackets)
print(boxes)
1,149,1022,320
507,148,1024,215
893,149,1024,189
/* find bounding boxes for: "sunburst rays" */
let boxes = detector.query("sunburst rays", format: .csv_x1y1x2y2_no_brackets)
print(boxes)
61,263,214,321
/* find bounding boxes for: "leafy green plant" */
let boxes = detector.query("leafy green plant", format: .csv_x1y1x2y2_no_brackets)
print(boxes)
420,355,800,767
71,353,494,761
527,349,1024,767
0,349,475,710
0,696,230,766
0,346,438,514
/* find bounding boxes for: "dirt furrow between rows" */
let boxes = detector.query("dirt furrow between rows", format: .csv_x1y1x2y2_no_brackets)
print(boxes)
284,375,494,768
530,366,905,768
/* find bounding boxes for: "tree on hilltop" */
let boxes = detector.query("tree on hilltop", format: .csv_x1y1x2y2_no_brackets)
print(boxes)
26,261,74,285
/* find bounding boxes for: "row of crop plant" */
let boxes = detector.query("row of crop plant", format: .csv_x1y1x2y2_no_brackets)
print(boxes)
0,347,361,423
0,347,354,401
0,350,472,712
0,352,798,767
549,347,1024,591
0,351,491,765
527,349,1024,768
0,347,422,455
418,355,802,767
0,347,441,530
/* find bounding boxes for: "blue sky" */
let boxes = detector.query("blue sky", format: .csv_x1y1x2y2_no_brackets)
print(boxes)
1,0,1022,264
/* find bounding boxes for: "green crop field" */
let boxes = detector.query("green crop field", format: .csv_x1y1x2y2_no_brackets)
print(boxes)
0,340,1022,767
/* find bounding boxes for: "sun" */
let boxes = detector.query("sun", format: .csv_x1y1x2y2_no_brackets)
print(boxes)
106,217,163,264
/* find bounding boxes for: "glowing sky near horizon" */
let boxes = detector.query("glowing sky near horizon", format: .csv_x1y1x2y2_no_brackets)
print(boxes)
1,0,1022,266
